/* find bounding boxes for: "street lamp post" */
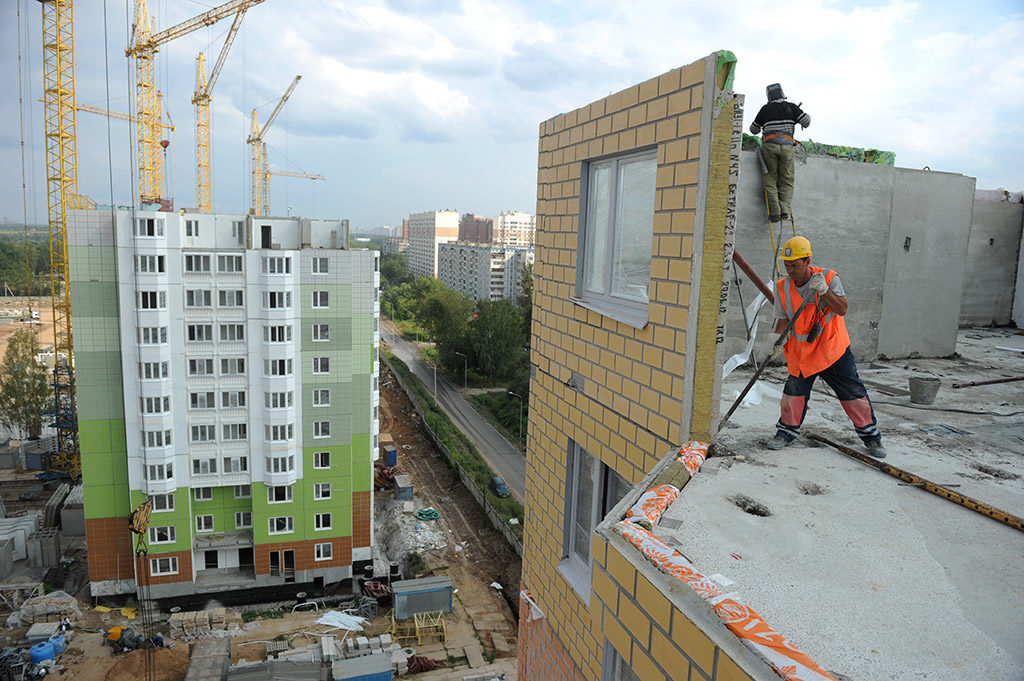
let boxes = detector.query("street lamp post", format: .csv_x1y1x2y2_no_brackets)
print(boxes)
508,391,524,445
433,363,437,397
454,352,467,395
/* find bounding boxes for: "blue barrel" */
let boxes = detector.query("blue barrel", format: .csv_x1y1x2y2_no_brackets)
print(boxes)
49,634,66,655
386,447,397,466
29,641,55,664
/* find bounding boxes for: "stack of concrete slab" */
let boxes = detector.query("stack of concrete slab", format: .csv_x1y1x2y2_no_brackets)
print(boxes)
59,485,84,537
0,513,41,560
275,642,321,663
17,590,80,625
331,652,393,681
27,528,61,568
338,632,407,676
210,607,226,630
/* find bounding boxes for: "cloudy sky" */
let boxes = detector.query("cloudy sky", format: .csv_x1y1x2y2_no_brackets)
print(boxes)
2,0,1022,230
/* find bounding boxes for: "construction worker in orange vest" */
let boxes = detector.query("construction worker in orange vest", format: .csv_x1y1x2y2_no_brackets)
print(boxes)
766,236,886,457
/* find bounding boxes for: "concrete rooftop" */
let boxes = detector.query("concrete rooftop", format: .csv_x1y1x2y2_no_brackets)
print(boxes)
662,328,1024,680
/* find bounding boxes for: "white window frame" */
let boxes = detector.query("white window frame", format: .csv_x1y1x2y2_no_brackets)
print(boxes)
313,389,330,407
234,484,251,499
576,148,657,329
222,390,246,408
312,324,330,342
150,556,178,576
221,358,246,375
265,454,295,473
235,511,253,529
314,482,331,500
187,324,214,342
192,457,217,475
218,254,243,273
559,442,631,599
139,361,169,380
314,512,332,530
188,358,214,376
311,257,329,274
219,324,245,342
267,485,293,504
185,289,212,308
149,493,174,512
268,516,294,535
265,425,295,443
190,391,216,410
148,525,176,545
194,486,213,501
312,357,329,374
315,542,332,561
135,217,164,237
312,290,329,308
195,514,215,533
185,219,199,237
184,254,211,273
313,420,330,439
218,289,244,307
313,451,330,469
222,424,247,441
264,325,293,343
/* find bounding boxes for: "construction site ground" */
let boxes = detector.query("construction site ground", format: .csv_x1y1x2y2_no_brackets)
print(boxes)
0,355,520,680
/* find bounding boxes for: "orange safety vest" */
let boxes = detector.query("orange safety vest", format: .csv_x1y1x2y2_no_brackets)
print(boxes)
776,266,850,377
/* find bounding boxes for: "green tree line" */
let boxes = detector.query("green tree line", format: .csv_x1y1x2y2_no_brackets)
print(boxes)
0,236,52,296
380,253,532,401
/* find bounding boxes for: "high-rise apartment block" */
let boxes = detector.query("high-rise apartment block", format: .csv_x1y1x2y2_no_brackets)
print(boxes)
438,243,534,302
407,210,459,279
492,211,535,249
459,213,493,243
70,209,379,598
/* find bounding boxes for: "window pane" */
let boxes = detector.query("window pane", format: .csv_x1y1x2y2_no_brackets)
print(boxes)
611,154,655,302
584,163,611,295
572,447,595,564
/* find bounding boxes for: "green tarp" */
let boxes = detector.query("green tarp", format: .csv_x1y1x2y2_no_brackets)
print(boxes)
742,133,895,166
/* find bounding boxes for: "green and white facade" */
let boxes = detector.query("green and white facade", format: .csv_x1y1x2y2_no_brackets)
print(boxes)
70,209,379,598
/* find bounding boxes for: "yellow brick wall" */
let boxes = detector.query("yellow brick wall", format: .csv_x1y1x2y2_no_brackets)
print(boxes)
521,51,743,681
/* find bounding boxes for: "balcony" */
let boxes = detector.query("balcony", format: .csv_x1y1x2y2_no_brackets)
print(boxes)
192,529,254,551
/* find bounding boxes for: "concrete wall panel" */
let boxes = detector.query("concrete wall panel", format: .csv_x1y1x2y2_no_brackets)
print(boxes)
727,151,980,361
960,200,1023,326
878,169,974,357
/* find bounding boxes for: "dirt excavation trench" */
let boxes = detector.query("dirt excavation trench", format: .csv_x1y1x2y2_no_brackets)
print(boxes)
376,358,522,658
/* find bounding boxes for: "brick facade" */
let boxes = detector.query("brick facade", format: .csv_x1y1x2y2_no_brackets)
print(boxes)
519,51,750,680
352,490,371,548
85,516,135,583
254,536,352,575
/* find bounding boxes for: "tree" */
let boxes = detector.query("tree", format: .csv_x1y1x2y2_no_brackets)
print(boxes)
0,329,51,439
468,299,526,384
420,287,474,348
518,262,533,347
380,253,413,289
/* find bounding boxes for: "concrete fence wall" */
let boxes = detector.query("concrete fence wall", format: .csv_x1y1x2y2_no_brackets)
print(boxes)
727,150,982,362
960,199,1023,327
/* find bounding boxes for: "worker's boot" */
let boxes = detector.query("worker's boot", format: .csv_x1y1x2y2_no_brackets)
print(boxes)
863,437,887,458
765,432,794,450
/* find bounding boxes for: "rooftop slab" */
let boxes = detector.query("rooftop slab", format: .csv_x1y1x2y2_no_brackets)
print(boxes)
664,328,1024,680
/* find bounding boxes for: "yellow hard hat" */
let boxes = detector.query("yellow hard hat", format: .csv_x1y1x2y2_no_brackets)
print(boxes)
780,236,812,260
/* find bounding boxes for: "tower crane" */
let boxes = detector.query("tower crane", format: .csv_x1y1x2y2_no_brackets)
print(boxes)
193,9,249,213
126,0,265,207
247,75,301,216
39,0,82,477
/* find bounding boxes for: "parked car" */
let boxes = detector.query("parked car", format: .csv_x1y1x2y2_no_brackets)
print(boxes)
491,476,510,498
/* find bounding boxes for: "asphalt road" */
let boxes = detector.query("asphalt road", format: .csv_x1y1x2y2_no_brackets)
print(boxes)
381,318,527,503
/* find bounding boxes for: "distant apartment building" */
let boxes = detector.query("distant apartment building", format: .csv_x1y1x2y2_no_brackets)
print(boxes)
70,209,380,599
492,211,535,249
518,53,751,680
459,213,493,243
407,210,459,279
438,242,534,302
381,238,408,258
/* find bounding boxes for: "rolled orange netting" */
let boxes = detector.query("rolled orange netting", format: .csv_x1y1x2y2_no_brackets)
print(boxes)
624,484,680,529
712,598,837,681
677,440,709,475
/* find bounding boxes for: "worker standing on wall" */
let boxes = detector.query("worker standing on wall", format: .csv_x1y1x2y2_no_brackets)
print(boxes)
767,236,886,458
749,83,810,222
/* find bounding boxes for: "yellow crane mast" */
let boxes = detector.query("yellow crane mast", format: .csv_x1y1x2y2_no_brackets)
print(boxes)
126,0,265,207
39,0,81,477
193,9,249,213
248,75,301,216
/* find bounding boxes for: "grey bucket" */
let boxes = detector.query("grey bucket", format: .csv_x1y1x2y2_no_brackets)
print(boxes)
909,376,941,405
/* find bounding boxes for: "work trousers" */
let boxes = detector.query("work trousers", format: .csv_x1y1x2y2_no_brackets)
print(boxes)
776,347,881,443
762,142,795,217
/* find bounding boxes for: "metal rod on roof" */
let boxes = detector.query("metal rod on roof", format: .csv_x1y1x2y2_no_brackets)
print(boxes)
951,375,1024,389
805,432,1024,533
